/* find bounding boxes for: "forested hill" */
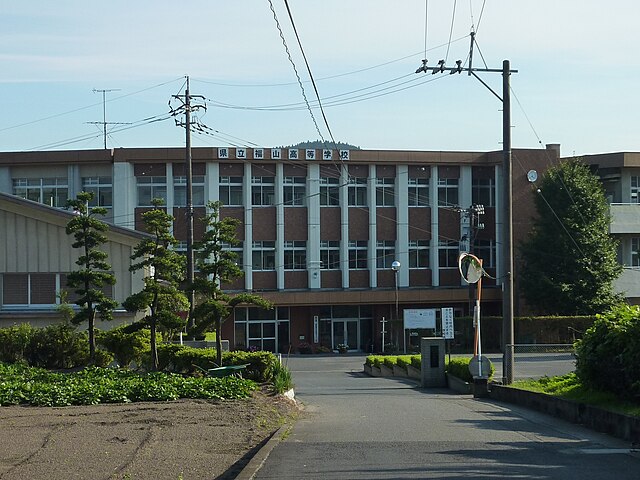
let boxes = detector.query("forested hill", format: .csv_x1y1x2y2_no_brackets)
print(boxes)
285,140,360,150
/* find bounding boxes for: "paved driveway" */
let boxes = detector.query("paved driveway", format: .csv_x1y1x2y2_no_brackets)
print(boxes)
255,355,640,479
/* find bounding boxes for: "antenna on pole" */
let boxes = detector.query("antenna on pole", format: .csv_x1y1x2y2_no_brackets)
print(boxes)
87,89,130,149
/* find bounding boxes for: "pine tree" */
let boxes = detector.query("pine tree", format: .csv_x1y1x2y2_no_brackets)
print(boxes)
123,199,188,371
193,201,271,366
519,158,623,315
66,191,117,363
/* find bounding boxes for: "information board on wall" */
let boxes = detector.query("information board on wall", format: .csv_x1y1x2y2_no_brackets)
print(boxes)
403,309,436,329
442,307,454,339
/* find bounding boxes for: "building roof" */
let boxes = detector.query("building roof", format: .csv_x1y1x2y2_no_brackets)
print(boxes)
0,192,149,245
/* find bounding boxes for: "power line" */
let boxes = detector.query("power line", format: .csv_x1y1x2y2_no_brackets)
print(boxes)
267,0,325,142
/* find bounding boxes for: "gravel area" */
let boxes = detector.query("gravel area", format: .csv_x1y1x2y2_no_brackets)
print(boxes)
0,391,298,480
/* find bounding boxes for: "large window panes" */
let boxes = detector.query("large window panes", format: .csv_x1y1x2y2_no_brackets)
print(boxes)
137,176,167,206
174,175,205,206
219,176,243,206
234,306,289,353
13,178,68,208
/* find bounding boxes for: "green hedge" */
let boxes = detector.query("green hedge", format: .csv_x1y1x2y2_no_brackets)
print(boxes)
0,362,257,407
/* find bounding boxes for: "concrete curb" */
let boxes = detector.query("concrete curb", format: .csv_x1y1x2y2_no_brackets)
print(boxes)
489,384,640,444
236,389,297,479
235,422,292,480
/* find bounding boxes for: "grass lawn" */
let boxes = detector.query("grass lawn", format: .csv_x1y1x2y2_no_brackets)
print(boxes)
512,373,640,418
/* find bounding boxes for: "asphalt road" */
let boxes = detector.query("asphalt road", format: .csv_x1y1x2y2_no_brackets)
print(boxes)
255,355,640,479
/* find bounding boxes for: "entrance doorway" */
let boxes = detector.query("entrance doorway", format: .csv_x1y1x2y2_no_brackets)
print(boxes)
332,319,359,351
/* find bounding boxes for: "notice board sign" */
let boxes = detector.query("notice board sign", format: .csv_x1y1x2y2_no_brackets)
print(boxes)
403,309,436,329
441,307,454,339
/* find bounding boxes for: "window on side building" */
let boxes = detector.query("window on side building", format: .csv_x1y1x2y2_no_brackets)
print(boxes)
347,177,367,206
320,177,340,206
137,176,167,206
408,178,429,206
219,176,243,206
284,241,307,270
320,241,340,269
409,240,430,268
348,240,368,269
251,177,275,206
437,178,458,207
283,177,306,206
82,177,113,208
174,175,205,207
376,240,396,269
375,178,395,207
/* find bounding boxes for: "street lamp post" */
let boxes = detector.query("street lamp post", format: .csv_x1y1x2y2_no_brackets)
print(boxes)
391,260,401,352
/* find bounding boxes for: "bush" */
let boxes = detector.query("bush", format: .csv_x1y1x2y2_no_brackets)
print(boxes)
410,356,421,370
575,304,640,399
395,355,416,369
383,357,398,368
97,324,151,367
154,345,280,383
0,324,35,364
365,355,385,368
446,357,495,383
224,350,279,383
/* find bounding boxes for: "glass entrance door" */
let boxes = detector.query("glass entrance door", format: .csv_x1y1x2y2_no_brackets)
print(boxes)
332,319,359,350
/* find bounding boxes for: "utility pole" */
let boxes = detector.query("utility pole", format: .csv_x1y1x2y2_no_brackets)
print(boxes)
169,76,206,332
502,60,515,385
88,89,130,149
416,36,516,384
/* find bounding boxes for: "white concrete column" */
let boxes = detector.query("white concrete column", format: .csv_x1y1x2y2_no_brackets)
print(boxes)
431,166,439,286
206,162,219,204
396,165,409,287
459,165,473,286
68,165,81,199
243,162,253,291
368,165,377,288
307,164,321,289
0,166,11,194
166,163,174,210
340,165,350,289
276,163,285,290
112,162,135,229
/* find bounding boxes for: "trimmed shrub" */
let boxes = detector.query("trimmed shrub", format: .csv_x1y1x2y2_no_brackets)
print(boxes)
446,357,495,383
575,305,640,399
0,324,35,364
365,355,385,368
31,322,91,369
97,324,151,367
224,350,279,383
410,356,421,370
395,355,416,369
383,357,398,368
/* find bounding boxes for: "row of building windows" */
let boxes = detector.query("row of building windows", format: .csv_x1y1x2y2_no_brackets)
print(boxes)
11,175,497,210
217,239,496,271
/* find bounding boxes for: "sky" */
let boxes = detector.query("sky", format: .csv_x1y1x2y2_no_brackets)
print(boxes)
1,1,638,157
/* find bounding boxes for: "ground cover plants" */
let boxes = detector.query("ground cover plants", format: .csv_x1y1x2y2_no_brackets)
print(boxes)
0,362,258,407
512,373,640,418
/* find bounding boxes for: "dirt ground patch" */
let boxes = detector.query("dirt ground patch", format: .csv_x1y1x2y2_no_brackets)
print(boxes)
0,390,298,480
